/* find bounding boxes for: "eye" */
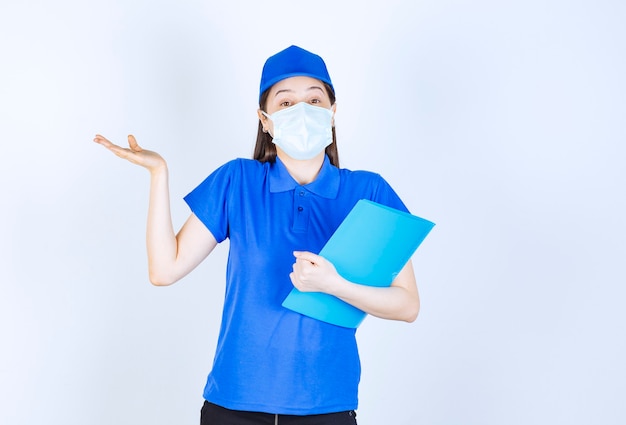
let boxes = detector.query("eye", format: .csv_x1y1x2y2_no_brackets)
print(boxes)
275,96,293,108
310,98,321,104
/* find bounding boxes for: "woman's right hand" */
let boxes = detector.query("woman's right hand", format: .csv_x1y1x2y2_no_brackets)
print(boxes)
93,134,166,173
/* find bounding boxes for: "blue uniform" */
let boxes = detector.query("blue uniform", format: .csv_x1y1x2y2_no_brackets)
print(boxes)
184,155,408,415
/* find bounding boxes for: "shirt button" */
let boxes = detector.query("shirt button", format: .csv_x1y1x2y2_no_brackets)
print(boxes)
297,206,304,212
299,191,305,196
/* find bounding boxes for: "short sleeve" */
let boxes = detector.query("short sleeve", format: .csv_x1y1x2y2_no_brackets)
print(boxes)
183,160,238,243
369,173,410,214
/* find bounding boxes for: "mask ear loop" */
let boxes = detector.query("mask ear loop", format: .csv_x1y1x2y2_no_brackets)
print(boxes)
330,103,337,128
259,111,272,134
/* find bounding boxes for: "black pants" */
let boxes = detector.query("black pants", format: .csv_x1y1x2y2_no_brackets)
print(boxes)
200,401,358,425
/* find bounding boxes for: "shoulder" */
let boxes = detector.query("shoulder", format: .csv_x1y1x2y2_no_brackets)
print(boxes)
338,165,408,211
217,157,265,172
338,166,389,187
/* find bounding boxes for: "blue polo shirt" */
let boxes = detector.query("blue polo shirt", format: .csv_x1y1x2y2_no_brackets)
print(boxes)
184,155,408,415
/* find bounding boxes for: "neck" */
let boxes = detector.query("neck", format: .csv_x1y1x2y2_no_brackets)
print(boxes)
277,152,325,185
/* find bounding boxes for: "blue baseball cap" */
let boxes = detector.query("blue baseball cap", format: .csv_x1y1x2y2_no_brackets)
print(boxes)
259,45,334,101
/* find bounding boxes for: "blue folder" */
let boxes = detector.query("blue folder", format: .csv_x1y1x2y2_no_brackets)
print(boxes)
281,199,435,328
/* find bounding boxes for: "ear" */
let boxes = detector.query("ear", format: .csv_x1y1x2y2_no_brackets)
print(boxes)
331,103,337,127
257,109,269,132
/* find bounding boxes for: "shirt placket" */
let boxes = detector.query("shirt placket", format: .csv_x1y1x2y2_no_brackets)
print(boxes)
292,186,311,233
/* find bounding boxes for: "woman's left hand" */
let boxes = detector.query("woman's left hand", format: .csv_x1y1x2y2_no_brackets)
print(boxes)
289,251,342,294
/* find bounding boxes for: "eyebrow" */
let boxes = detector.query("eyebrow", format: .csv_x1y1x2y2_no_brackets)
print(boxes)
273,85,325,97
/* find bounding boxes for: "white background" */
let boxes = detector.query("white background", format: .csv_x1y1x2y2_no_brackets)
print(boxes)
1,1,625,424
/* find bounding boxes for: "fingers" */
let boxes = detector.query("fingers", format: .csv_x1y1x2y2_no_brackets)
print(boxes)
292,253,320,279
290,256,328,293
93,134,140,150
93,134,126,156
93,134,113,147
293,251,320,264
94,134,142,158
128,134,142,153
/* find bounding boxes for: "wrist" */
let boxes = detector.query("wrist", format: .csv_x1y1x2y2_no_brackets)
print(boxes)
327,274,351,297
149,162,168,177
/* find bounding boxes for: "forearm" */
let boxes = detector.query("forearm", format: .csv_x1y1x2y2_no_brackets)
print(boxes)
330,277,420,323
291,254,420,322
146,165,178,285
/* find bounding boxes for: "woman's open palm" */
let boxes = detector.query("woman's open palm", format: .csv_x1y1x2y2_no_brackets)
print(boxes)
94,134,166,172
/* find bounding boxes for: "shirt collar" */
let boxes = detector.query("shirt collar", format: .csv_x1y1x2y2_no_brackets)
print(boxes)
269,155,339,199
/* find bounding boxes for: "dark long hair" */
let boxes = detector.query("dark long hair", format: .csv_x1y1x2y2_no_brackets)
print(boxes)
253,82,339,167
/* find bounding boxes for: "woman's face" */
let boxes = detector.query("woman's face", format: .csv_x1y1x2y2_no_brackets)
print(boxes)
259,75,335,134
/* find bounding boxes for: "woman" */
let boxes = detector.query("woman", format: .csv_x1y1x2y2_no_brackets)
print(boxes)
94,45,419,425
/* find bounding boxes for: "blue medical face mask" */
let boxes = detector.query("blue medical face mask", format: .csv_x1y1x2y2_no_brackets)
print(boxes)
262,102,334,160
